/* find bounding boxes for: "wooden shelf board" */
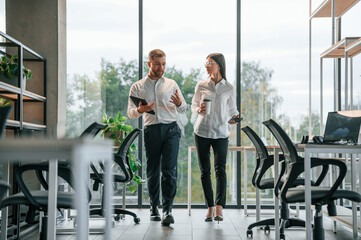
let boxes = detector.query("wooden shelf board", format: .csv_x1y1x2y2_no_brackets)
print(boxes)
346,38,361,57
0,87,46,102
319,205,361,231
310,0,360,18
320,37,360,58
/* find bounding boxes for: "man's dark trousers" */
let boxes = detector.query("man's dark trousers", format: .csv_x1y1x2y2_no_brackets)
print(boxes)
144,121,181,212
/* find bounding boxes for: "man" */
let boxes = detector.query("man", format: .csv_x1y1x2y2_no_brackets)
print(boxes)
127,49,186,226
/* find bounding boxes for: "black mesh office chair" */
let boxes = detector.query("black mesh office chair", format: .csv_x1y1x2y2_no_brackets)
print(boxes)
89,128,141,224
242,126,319,238
0,105,12,138
263,119,361,240
0,122,105,240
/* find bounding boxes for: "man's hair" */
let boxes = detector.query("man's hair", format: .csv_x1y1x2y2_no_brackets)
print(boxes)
148,49,166,60
207,53,227,80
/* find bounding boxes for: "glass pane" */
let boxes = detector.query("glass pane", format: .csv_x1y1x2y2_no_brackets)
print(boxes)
66,0,139,206
142,0,237,207
241,0,309,206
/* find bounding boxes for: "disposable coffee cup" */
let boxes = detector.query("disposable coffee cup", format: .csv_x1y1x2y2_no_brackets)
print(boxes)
203,99,211,114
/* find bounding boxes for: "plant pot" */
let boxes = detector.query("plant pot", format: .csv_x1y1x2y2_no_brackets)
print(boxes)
104,130,125,147
0,73,26,89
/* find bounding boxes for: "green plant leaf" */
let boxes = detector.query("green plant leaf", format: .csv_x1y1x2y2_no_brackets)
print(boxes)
128,184,136,194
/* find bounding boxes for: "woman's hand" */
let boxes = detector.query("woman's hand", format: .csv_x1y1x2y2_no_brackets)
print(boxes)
229,114,241,125
198,103,206,114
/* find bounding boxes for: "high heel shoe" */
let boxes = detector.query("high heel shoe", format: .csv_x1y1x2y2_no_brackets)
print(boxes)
204,207,214,222
214,215,223,222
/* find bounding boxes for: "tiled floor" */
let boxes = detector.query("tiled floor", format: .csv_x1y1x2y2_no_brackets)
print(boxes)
24,208,360,239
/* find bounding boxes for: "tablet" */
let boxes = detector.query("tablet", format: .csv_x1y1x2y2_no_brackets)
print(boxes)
130,96,155,115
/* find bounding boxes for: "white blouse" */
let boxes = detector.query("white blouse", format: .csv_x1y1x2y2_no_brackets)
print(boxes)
127,75,187,127
191,78,239,139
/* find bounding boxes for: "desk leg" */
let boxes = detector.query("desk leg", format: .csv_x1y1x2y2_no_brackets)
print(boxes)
1,162,9,240
274,150,280,240
73,147,89,240
104,150,113,240
188,147,191,216
304,151,312,240
244,151,248,216
351,154,358,239
47,159,58,240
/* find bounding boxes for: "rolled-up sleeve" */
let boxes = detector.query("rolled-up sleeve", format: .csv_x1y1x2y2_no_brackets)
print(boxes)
227,87,239,117
191,84,201,114
175,84,187,114
127,84,143,119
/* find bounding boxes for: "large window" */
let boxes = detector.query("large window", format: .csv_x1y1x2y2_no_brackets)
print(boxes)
241,0,310,206
142,0,238,206
66,0,138,206
66,1,361,208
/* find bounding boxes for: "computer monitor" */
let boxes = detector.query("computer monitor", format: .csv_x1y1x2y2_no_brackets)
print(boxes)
323,111,361,143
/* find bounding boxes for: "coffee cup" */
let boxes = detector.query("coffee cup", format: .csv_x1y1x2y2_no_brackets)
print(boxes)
203,99,211,114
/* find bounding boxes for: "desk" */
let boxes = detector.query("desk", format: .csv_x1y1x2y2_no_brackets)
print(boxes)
303,144,361,240
0,138,114,240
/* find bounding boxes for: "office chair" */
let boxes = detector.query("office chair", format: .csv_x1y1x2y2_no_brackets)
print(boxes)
89,128,141,224
0,122,105,240
242,126,321,238
0,105,12,138
263,119,361,240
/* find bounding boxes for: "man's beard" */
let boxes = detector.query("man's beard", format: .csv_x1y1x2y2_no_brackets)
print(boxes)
151,69,163,78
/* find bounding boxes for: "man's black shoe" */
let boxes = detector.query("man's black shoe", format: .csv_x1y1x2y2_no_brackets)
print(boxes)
161,211,174,226
150,207,161,221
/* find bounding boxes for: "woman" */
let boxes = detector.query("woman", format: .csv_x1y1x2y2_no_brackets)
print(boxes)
191,53,240,222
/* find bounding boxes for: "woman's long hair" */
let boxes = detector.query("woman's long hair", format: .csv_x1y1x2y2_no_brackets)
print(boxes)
207,53,226,80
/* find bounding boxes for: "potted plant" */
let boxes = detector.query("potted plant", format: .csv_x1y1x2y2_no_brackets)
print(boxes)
0,55,32,88
0,97,11,107
101,111,144,193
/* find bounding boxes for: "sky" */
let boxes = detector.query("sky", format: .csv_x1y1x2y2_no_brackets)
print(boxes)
2,0,361,129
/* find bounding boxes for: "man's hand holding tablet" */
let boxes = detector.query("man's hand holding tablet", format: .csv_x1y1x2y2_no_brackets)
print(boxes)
130,96,155,115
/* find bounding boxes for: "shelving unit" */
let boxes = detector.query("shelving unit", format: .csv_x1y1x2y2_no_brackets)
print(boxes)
308,1,361,240
0,31,47,136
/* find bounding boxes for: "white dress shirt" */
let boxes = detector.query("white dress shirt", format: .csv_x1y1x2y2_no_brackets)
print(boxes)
191,78,239,139
127,75,187,126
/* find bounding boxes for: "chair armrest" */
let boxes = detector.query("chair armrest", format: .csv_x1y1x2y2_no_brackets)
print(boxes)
279,158,346,204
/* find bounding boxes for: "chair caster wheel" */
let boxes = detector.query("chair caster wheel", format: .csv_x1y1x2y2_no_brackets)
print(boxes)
280,233,285,239
114,214,121,221
246,229,253,238
264,225,270,234
134,217,140,224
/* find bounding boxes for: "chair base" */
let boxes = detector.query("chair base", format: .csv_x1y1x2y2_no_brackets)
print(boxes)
90,208,140,224
247,217,306,239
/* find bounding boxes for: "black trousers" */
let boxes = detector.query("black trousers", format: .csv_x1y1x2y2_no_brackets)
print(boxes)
144,122,181,212
194,134,228,208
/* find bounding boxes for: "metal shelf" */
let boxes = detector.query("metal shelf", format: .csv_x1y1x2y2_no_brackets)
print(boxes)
320,37,360,58
310,0,360,19
345,38,361,57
